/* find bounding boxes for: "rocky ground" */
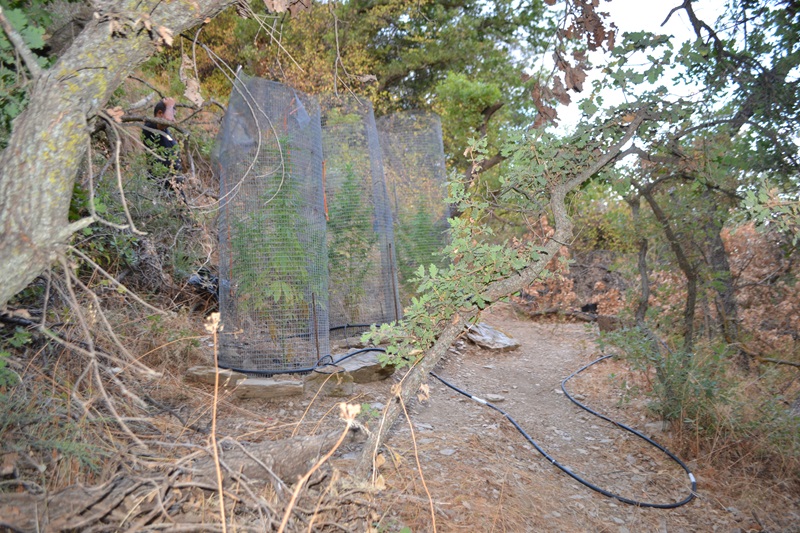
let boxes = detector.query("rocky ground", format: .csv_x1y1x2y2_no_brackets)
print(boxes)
192,302,799,532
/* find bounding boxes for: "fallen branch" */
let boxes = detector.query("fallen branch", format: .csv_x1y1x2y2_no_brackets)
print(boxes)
0,428,367,532
760,357,800,369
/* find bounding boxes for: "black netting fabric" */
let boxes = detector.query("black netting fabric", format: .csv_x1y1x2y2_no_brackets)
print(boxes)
214,79,448,373
215,76,329,373
320,95,401,339
376,112,450,300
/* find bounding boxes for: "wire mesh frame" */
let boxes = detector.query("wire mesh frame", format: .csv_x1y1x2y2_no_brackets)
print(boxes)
320,95,402,339
215,76,329,373
376,112,451,302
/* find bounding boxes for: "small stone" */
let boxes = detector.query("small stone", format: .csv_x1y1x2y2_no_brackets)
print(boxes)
415,423,434,431
554,389,564,394
485,394,506,403
611,517,625,525
440,448,456,456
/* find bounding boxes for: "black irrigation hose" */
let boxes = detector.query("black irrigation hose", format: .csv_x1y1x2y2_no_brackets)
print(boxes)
218,347,388,376
431,353,697,509
218,343,697,508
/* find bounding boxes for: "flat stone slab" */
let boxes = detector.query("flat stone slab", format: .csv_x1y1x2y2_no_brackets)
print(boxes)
186,366,247,387
466,323,520,351
232,378,304,400
337,351,395,383
305,370,355,397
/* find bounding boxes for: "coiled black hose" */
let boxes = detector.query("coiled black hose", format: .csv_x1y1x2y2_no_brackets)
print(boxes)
220,343,696,508
218,347,388,376
431,353,697,508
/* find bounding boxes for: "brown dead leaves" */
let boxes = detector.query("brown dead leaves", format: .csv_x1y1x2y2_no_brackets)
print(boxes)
531,0,617,128
180,54,204,107
263,0,311,16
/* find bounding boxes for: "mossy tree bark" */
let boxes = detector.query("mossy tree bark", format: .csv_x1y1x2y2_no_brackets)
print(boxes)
0,0,236,308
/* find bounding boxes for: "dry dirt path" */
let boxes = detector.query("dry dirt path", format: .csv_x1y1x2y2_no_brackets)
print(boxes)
333,303,785,532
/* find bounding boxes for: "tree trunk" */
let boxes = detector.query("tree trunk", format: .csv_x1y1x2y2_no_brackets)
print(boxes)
702,202,739,344
635,183,698,353
0,0,236,308
625,194,650,326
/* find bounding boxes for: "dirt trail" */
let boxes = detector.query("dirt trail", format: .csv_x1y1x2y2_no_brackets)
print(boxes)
326,303,795,532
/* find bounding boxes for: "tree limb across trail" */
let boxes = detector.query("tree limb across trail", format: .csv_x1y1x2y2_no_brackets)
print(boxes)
354,109,650,479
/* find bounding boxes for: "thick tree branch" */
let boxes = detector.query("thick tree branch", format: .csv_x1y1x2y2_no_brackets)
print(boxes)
0,0,238,308
355,110,650,480
631,177,698,352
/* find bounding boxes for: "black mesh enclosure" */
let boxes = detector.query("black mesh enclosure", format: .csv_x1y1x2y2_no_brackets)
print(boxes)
376,112,450,300
320,95,402,338
215,76,329,373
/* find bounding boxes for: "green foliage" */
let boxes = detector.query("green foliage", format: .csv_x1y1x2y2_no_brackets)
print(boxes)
362,115,640,367
0,0,51,149
230,203,310,320
742,182,800,246
363,168,546,368
228,138,326,344
434,72,506,166
601,328,732,428
327,164,377,320
358,402,381,422
601,328,800,471
394,203,448,299
570,182,637,253
0,351,14,387
0,327,29,387
196,0,558,180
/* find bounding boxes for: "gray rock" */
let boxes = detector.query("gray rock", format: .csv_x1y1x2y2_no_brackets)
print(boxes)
484,394,506,403
644,421,668,435
337,351,395,383
304,370,354,397
232,378,304,400
465,323,520,351
185,366,247,387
